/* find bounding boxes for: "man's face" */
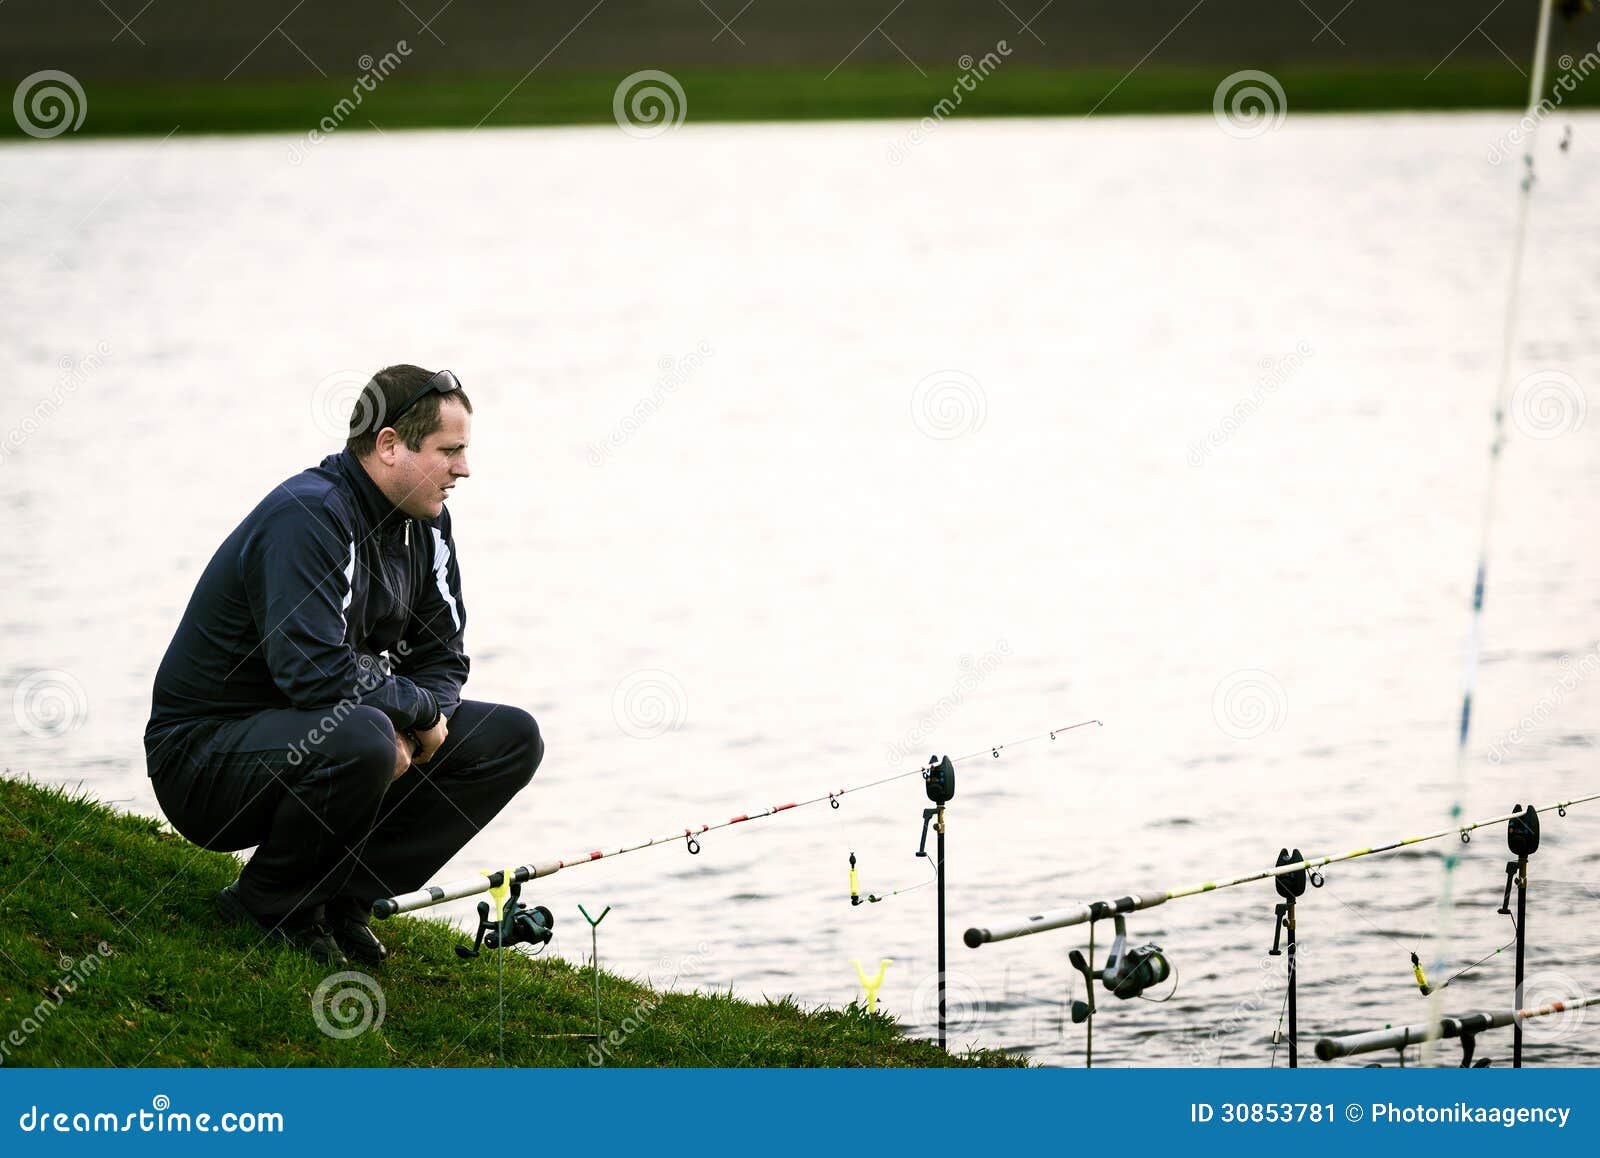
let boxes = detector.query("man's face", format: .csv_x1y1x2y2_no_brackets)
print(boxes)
383,397,472,519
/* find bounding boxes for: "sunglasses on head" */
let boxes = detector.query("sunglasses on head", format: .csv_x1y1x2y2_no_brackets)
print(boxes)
385,369,462,428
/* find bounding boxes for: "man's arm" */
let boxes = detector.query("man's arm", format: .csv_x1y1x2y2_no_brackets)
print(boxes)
240,498,441,730
392,505,470,721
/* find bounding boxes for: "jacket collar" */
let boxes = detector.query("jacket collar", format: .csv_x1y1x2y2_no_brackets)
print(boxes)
335,448,408,539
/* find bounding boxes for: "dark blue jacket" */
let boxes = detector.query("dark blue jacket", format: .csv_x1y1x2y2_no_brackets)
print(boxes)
145,449,469,761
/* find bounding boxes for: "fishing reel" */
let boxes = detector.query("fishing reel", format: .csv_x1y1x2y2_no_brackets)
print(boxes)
1068,915,1172,1023
456,878,555,959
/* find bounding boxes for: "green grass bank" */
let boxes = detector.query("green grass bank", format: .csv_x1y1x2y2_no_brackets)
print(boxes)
0,774,1020,1067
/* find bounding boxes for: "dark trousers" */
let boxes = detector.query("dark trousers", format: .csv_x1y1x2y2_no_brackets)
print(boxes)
148,700,542,923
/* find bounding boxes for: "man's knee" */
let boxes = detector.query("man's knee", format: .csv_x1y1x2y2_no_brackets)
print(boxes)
311,705,397,782
501,706,543,785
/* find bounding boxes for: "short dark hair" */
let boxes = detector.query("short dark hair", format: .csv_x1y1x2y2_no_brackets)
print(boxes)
346,364,473,458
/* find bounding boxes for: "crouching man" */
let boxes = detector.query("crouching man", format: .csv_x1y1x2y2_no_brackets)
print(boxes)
143,365,542,966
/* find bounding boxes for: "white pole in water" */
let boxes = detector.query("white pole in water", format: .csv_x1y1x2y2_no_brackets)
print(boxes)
1317,992,1600,1063
1424,0,1557,1066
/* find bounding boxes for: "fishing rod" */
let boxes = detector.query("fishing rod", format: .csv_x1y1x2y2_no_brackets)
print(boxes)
1425,0,1559,1063
969,793,1596,1067
373,719,1102,918
962,793,1600,947
1315,992,1600,1067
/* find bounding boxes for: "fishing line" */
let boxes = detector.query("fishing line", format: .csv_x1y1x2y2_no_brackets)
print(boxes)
1270,980,1290,1067
1299,870,1519,1005
1433,926,1519,994
1134,964,1179,1004
380,719,1102,916
1313,873,1418,958
846,722,1107,905
837,778,938,905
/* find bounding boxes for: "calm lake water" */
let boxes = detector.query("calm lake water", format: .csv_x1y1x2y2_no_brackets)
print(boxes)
2,113,1598,1066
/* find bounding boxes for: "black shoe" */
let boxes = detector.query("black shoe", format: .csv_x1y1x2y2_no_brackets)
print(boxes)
326,896,388,967
216,884,348,967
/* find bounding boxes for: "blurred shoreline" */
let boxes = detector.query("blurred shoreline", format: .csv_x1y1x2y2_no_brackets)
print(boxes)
5,62,1597,139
